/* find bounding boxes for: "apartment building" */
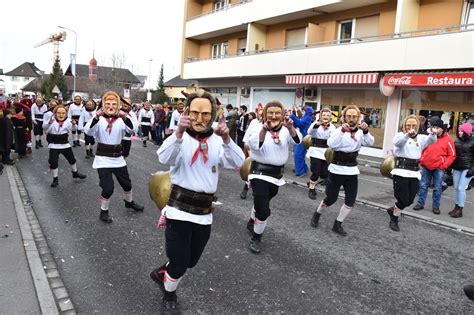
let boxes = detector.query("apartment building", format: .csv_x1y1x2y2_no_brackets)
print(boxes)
181,0,474,157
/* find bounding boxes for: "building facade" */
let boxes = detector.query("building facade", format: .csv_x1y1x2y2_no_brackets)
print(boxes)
181,0,474,157
3,62,43,97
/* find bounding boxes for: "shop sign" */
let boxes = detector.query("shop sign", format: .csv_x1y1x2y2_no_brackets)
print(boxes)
384,73,474,87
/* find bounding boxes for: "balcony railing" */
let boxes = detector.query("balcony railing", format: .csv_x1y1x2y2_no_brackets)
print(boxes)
187,0,253,21
185,23,474,63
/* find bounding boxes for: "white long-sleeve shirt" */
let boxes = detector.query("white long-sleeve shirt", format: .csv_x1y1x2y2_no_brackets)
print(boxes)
169,110,181,131
391,132,437,179
306,122,336,160
328,127,375,175
31,103,48,123
247,122,302,186
157,132,244,225
68,103,83,120
84,116,138,169
123,111,138,141
43,118,73,149
78,110,96,130
138,108,155,126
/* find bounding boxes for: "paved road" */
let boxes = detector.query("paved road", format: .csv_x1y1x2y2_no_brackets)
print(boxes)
16,141,474,313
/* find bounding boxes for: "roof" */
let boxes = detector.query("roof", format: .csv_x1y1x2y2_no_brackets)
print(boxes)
136,75,147,84
64,64,140,84
4,62,42,77
164,75,198,88
22,75,96,93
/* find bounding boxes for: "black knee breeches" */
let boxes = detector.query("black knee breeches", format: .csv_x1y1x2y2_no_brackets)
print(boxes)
251,178,279,221
310,157,328,182
48,147,76,169
324,172,358,207
393,175,419,209
165,219,211,279
33,123,43,136
97,166,132,199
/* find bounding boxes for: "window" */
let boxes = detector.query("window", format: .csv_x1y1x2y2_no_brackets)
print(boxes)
238,38,247,55
211,41,229,59
285,27,306,48
214,0,228,11
466,1,474,27
24,77,30,82
12,76,18,81
338,19,354,43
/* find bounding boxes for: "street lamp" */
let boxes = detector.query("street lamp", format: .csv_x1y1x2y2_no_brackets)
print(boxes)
58,26,77,98
148,59,153,101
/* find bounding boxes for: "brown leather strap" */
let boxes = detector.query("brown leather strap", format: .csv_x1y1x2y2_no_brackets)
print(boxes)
167,185,215,215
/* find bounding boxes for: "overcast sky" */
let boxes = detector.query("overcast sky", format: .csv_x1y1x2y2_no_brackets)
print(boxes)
1,0,185,87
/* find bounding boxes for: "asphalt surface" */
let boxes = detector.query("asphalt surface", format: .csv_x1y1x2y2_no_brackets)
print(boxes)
15,140,474,314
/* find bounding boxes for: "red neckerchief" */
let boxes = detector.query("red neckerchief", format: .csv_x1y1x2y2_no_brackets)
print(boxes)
57,120,64,133
105,117,118,134
269,129,281,143
321,123,330,129
191,137,209,165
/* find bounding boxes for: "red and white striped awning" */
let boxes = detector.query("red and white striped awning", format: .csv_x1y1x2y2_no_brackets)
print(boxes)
286,73,379,85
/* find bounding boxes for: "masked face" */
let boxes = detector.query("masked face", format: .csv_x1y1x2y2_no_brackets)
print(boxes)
49,101,58,109
74,96,81,105
104,97,119,116
189,98,212,133
405,118,418,135
320,111,331,123
36,98,43,106
55,107,67,122
144,102,151,111
85,101,96,111
177,103,185,113
266,106,283,130
345,108,359,128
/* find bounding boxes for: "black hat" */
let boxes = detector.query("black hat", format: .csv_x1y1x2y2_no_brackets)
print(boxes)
429,116,444,128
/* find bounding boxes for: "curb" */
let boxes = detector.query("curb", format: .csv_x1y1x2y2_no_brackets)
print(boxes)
285,176,474,236
7,166,77,314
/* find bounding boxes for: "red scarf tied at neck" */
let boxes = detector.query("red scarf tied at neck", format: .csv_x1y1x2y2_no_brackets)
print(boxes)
191,137,209,165
105,116,118,134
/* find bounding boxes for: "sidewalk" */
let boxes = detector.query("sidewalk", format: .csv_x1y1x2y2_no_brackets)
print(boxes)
0,165,59,314
283,154,474,235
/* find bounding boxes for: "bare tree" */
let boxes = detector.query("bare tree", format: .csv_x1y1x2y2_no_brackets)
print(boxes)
110,52,127,69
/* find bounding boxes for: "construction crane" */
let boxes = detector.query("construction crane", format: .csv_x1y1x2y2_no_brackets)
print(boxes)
34,31,67,61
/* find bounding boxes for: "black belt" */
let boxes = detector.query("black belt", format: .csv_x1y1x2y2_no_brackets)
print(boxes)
311,138,328,148
72,115,80,120
47,133,69,144
35,114,44,119
168,184,215,215
141,117,151,123
96,143,123,157
125,131,132,137
250,161,284,179
396,157,420,171
332,151,358,167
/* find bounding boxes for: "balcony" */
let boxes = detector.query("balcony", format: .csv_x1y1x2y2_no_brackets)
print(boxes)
183,24,474,79
185,0,387,40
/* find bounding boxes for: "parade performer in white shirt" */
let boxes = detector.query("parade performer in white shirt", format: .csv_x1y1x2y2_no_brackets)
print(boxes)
246,100,302,254
78,98,97,159
138,101,155,147
387,115,436,231
120,97,138,158
310,105,374,236
68,95,83,147
150,89,244,313
31,96,48,149
43,105,86,187
306,108,336,200
84,91,144,223
168,101,185,133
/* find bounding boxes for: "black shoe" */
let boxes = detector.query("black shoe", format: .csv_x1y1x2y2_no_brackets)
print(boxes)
308,188,317,200
72,171,86,179
249,235,262,254
100,210,113,223
124,200,144,211
413,204,424,211
5,160,15,165
89,149,95,157
150,264,167,292
464,284,474,301
162,291,179,314
432,208,440,215
442,185,448,192
72,141,77,147
35,141,39,149
240,189,247,199
39,140,43,147
332,220,347,236
143,141,147,147
76,140,81,147
85,151,90,159
310,212,321,228
246,218,254,232
50,177,58,188
387,209,400,232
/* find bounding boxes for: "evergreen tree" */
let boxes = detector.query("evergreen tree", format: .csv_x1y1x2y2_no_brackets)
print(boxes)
41,57,69,100
152,64,168,104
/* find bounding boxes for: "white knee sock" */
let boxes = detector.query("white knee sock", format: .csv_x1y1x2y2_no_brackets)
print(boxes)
52,168,58,177
86,144,90,150
309,180,316,189
253,218,267,234
393,205,402,217
336,204,353,222
124,190,133,202
36,135,40,141
316,200,328,214
164,272,182,292
71,163,78,172
100,198,110,211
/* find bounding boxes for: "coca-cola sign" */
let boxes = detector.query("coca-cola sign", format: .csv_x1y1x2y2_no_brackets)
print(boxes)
384,73,474,86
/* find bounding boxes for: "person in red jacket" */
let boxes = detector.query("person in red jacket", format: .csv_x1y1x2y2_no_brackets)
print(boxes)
413,116,456,214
